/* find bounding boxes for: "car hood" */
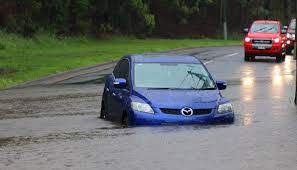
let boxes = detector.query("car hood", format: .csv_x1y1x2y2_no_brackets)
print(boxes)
247,32,279,39
132,89,221,109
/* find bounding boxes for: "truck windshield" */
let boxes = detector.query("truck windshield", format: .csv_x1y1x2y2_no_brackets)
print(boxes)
134,63,216,90
250,23,279,33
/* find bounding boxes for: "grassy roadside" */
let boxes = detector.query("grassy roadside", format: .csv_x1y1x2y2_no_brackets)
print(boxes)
0,32,242,89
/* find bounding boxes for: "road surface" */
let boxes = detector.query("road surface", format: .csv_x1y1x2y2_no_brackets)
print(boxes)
0,46,296,170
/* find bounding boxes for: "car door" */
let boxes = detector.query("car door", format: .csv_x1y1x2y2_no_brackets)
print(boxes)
106,61,122,120
111,59,131,122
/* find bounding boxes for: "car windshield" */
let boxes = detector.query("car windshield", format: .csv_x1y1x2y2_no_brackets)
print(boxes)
134,63,216,90
250,23,279,33
289,19,296,30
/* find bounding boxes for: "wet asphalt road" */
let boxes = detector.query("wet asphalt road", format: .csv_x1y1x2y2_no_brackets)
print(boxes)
0,46,296,170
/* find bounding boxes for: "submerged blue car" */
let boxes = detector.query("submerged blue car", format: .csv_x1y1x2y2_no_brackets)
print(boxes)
100,54,234,126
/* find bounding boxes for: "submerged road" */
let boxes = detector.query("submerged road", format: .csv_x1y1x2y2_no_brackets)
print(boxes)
0,46,296,170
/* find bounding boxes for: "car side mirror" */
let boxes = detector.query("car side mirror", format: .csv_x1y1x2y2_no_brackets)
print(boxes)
243,28,249,33
281,29,287,34
216,80,227,90
113,78,127,89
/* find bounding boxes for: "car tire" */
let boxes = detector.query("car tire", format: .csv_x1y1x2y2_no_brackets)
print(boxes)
250,56,255,61
282,53,286,62
276,54,282,63
286,48,292,55
122,112,130,127
99,101,106,119
244,53,250,61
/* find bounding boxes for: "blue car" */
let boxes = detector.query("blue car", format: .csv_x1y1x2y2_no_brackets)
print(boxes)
100,54,234,126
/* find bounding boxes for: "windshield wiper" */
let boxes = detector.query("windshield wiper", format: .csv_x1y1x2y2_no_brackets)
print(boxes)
170,87,198,90
253,27,268,32
198,87,216,90
147,87,172,90
187,71,206,79
262,27,275,32
147,87,199,90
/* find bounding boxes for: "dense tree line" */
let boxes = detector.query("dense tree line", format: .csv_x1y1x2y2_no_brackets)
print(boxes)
0,0,295,37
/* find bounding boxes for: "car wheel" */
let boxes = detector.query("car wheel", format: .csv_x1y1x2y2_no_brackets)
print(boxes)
250,56,255,61
122,112,129,127
282,53,286,62
244,53,250,61
286,48,292,55
276,55,282,63
99,101,106,119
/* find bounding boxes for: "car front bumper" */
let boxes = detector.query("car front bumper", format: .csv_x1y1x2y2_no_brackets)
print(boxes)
244,43,283,56
131,110,234,126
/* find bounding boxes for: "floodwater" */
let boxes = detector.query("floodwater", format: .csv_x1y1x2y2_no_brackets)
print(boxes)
0,47,296,170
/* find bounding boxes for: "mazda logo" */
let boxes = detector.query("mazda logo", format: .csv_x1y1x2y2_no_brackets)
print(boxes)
181,107,194,116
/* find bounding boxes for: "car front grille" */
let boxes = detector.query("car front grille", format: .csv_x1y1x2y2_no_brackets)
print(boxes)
252,39,272,44
160,108,212,115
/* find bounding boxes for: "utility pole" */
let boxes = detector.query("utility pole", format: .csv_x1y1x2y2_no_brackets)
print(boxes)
223,0,227,40
295,0,297,105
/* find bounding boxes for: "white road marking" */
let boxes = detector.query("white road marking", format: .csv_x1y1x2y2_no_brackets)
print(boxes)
203,60,213,65
203,52,239,65
222,52,239,58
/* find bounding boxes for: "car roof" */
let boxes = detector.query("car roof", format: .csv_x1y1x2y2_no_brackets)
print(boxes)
127,54,202,64
253,20,279,24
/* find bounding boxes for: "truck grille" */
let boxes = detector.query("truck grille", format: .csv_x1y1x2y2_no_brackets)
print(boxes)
160,108,212,115
252,39,272,44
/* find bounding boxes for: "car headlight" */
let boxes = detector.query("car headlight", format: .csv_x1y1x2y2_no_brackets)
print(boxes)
274,37,280,43
217,103,233,114
131,102,154,114
244,37,251,42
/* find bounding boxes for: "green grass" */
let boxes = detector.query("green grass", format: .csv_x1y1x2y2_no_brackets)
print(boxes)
0,32,241,89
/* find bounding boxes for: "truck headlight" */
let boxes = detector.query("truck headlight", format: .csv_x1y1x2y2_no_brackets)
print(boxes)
217,103,233,114
244,37,251,42
274,38,280,43
131,102,154,114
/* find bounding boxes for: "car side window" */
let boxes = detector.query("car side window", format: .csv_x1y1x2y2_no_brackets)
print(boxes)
114,59,130,89
113,61,122,78
119,60,129,80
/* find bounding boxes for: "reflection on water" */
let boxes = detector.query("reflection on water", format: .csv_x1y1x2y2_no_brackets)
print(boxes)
234,112,254,126
284,56,294,82
240,66,255,102
271,65,284,99
241,113,253,126
271,56,295,99
237,55,296,126
272,65,283,87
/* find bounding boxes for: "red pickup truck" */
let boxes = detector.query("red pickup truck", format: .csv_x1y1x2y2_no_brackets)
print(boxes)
243,20,287,63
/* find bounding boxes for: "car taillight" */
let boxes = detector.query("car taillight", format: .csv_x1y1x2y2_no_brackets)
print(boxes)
245,37,251,42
